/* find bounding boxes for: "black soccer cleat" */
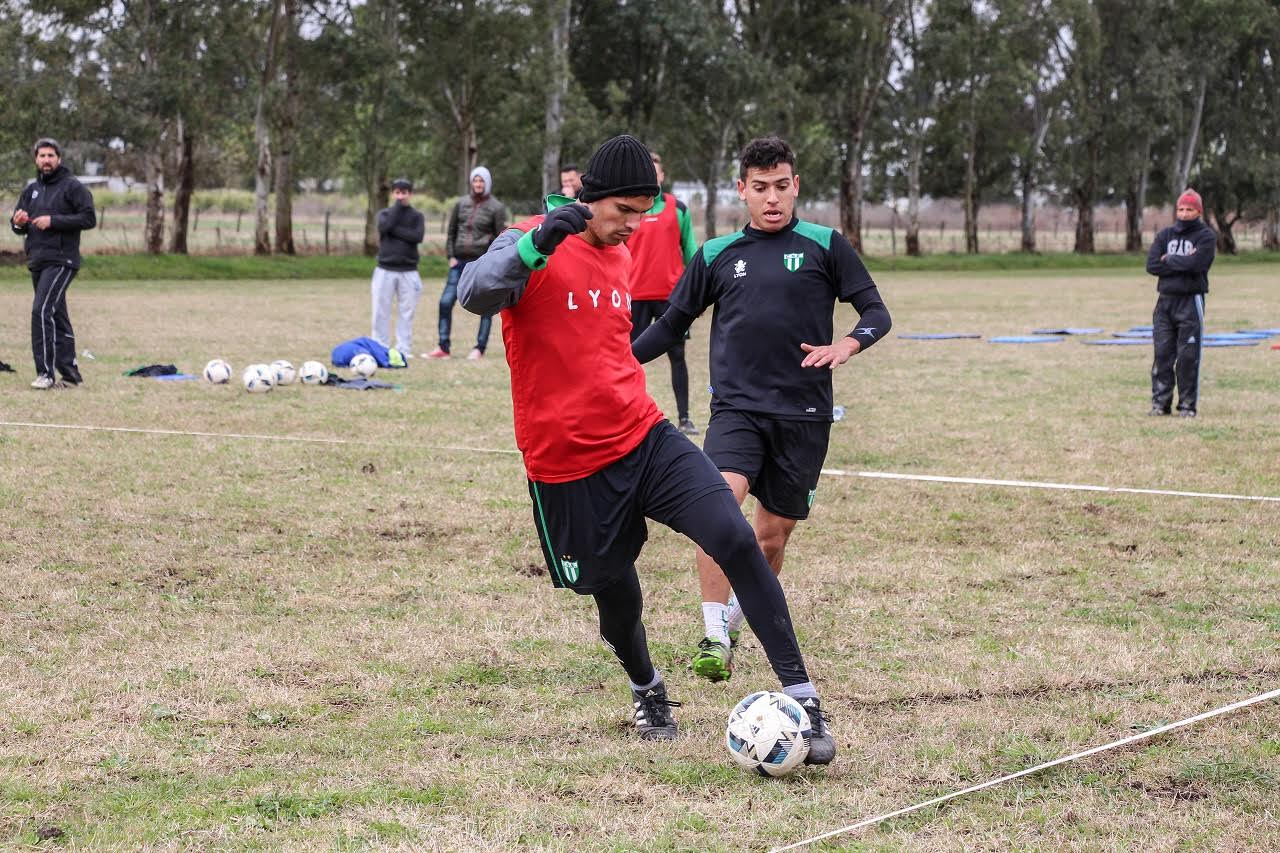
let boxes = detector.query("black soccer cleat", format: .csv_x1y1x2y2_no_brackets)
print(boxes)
1148,406,1171,417
632,681,681,741
799,697,836,765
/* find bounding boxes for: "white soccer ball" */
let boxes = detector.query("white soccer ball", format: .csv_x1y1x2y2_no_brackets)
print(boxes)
203,358,232,384
270,359,297,386
725,690,811,777
349,352,377,378
299,360,328,385
242,363,275,394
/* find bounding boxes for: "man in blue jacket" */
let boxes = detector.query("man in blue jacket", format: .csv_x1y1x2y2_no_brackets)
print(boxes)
10,138,97,389
1145,188,1216,418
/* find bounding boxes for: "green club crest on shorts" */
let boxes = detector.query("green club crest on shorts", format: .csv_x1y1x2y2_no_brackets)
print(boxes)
807,488,817,508
783,252,805,272
561,557,580,584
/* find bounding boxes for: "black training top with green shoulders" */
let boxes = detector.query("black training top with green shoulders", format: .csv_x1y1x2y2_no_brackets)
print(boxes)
668,216,875,421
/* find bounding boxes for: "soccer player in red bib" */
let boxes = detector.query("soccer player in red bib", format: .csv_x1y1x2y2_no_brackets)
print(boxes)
626,149,699,434
458,135,835,763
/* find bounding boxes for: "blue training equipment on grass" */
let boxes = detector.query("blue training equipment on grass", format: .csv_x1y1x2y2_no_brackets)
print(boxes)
1082,339,1147,346
1203,339,1259,347
1032,328,1103,335
330,337,407,368
1204,332,1270,340
898,333,982,340
1130,325,1153,331
154,374,199,381
1238,328,1280,336
990,336,1064,344
1113,330,1153,338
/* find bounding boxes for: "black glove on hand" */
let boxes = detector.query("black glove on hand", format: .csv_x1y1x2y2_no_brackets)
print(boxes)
532,204,592,255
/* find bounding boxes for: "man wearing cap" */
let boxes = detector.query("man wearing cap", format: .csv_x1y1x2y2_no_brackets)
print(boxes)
1145,188,1216,418
457,135,837,762
627,149,699,435
370,178,425,359
428,166,506,360
10,137,96,390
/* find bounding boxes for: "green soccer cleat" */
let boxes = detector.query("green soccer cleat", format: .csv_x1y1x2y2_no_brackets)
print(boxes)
692,637,734,683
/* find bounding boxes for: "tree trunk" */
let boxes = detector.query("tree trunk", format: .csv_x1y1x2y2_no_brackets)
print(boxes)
541,0,571,197
1263,207,1280,251
273,0,298,255
1124,141,1150,252
839,133,866,252
905,134,922,256
364,167,388,257
169,121,194,255
1212,208,1237,255
254,0,285,256
1173,73,1207,197
1073,139,1099,254
143,150,165,254
1019,102,1051,253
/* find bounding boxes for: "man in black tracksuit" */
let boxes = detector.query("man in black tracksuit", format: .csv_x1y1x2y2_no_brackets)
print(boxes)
10,138,97,389
1145,188,1215,417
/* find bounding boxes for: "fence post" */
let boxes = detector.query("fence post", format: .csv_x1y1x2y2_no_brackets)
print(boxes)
100,206,106,228
324,210,331,256
236,210,243,232
216,226,221,248
193,209,200,232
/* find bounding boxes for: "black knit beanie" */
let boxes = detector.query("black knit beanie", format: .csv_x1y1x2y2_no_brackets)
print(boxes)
577,135,659,202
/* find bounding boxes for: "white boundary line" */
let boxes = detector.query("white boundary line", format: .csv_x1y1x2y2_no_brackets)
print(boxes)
823,469,1280,504
2,421,1275,502
773,686,1280,852
0,420,520,455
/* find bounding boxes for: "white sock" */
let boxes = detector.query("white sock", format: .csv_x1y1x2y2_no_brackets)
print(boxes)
725,593,745,634
702,602,730,643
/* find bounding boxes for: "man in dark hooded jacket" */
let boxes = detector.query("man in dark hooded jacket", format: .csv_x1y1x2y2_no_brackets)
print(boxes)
10,137,96,389
1145,188,1215,418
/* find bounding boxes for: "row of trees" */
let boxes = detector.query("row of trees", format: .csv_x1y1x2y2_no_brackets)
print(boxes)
2,0,1277,256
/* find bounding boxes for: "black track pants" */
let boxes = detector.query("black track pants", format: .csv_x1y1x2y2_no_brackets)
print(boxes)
1151,292,1204,412
593,571,654,686
30,265,80,381
630,300,690,421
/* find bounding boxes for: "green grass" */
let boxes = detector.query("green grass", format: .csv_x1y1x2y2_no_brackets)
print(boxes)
1,266,1278,849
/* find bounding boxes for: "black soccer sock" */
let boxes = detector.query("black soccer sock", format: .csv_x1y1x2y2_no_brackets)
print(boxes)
668,341,689,420
663,489,810,687
592,569,657,687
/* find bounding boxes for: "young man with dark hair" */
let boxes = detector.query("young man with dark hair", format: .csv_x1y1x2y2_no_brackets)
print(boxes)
1145,188,1215,418
10,137,96,390
458,134,835,763
559,163,582,199
369,178,425,358
633,135,892,683
627,149,699,434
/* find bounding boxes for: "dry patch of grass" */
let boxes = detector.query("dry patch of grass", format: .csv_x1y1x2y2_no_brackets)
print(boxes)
1,268,1277,850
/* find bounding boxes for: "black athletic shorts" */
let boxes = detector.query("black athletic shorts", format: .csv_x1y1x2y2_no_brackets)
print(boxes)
702,409,831,521
527,420,730,594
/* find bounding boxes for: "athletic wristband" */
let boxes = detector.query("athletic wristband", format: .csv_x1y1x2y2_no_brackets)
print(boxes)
516,228,550,271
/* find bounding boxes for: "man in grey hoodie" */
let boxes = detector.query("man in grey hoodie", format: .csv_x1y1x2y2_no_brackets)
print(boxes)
427,166,506,360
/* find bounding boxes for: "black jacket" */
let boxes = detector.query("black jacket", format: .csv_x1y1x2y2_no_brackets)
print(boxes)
10,165,97,270
376,203,425,271
1146,217,1215,295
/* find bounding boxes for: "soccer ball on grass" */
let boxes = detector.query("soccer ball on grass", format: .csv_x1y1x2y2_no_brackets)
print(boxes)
299,360,328,385
242,363,275,393
725,690,811,777
270,359,297,386
203,358,232,384
349,352,377,378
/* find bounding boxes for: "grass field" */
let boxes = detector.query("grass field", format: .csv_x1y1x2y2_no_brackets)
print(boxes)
1,266,1278,850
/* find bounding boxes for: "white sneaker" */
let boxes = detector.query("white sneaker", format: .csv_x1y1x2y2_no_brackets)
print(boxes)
31,374,55,390
467,348,483,360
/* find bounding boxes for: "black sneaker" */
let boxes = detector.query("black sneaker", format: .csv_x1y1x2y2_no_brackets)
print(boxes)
1148,406,1171,416
799,697,836,765
677,418,699,435
632,682,681,741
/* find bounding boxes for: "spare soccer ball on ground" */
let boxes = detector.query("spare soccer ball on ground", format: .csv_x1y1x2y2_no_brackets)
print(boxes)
203,358,232,384
270,359,297,386
725,690,811,777
349,352,377,378
242,363,275,393
299,360,328,385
